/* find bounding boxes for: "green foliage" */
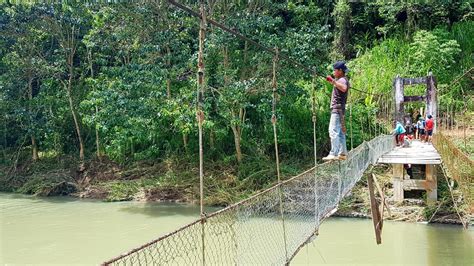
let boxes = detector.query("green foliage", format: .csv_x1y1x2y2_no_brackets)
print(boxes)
451,20,474,65
332,0,352,59
350,38,410,98
350,24,469,118
372,1,472,38
103,181,140,202
0,2,472,204
452,136,474,160
409,29,461,80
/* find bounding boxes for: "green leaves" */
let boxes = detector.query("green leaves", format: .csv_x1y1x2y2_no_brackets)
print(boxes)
349,38,410,103
1,1,471,174
409,30,461,80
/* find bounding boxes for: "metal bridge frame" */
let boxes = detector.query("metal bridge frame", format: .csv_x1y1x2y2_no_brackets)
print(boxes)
393,72,438,133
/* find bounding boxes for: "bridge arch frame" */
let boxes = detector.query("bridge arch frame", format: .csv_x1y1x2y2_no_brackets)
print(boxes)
393,72,438,133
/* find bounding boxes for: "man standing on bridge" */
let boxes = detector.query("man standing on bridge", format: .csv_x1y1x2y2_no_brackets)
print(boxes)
323,61,350,161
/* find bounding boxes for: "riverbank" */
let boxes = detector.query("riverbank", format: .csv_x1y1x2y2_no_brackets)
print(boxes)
0,154,307,205
2,191,472,265
0,155,471,226
335,165,472,226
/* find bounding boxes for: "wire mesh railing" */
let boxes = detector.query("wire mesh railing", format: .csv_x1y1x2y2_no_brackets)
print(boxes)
433,132,474,212
102,135,394,266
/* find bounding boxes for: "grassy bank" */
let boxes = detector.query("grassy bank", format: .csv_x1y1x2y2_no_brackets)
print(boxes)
445,130,474,160
1,149,470,226
0,151,310,206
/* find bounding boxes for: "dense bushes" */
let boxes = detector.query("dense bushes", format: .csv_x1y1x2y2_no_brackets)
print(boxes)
0,2,471,185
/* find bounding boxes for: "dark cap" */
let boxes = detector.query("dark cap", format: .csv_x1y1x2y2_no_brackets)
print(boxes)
333,61,349,73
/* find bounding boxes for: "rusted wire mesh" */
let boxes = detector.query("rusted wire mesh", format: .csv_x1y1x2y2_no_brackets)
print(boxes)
433,132,474,212
102,135,394,265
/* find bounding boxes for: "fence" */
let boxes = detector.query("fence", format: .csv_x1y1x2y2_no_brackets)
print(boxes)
433,132,474,212
103,135,394,265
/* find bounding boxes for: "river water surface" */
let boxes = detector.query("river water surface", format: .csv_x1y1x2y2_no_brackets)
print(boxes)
1,193,472,265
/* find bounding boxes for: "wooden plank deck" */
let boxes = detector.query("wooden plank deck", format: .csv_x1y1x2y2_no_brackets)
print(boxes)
377,140,441,165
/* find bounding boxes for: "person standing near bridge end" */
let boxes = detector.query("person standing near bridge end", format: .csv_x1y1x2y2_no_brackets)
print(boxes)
425,114,434,143
323,61,350,161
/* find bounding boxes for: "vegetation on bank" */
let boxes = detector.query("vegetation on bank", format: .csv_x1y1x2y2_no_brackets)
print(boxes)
337,165,471,225
0,151,310,204
449,134,474,160
1,1,472,215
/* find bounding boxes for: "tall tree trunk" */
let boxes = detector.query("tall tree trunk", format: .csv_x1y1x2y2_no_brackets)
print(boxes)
3,113,6,162
166,79,171,99
62,26,84,162
452,109,455,131
166,45,171,99
444,112,447,131
28,77,38,161
183,133,188,153
223,46,242,163
67,55,84,162
31,136,38,161
456,108,459,131
332,0,352,59
88,49,101,159
95,105,100,158
231,125,242,163
242,41,248,79
209,130,215,150
66,84,84,162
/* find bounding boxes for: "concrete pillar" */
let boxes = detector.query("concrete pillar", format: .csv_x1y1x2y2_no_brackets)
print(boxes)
392,164,404,202
426,164,437,205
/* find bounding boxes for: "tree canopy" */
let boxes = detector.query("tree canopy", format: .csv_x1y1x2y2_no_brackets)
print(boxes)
0,1,472,197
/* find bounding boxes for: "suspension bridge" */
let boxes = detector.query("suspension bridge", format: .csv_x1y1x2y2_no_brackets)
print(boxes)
101,133,470,265
103,135,393,265
101,1,472,265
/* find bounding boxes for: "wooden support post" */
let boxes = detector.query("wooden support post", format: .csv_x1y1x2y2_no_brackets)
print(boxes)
392,164,404,202
426,164,437,205
426,72,438,133
394,76,404,123
197,3,207,266
368,174,382,244
197,1,206,217
373,174,391,217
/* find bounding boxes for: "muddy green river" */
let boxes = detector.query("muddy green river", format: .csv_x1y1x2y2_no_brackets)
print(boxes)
1,193,472,265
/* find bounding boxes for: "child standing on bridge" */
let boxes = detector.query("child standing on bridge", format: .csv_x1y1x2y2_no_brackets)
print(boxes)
416,117,425,141
425,114,434,143
323,61,350,161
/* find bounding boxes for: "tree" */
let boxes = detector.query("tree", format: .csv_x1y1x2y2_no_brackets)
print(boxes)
39,5,90,162
332,0,352,60
1,6,50,161
409,29,461,81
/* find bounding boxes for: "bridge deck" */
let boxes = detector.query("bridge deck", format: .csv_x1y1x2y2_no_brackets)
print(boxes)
377,140,441,165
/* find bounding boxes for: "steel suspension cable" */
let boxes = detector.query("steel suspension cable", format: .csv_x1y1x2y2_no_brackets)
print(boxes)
311,76,320,226
350,102,354,150
197,2,206,265
311,76,318,167
166,0,384,97
271,49,289,262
